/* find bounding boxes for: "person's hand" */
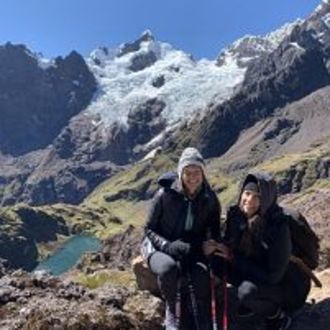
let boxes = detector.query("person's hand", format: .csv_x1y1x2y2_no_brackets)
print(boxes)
214,243,233,261
202,239,219,256
165,240,191,259
203,240,233,261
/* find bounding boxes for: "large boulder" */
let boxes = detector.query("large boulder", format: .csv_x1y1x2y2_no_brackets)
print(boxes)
132,256,159,296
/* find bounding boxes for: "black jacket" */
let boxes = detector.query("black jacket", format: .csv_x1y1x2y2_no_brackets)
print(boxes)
225,172,291,285
145,172,221,260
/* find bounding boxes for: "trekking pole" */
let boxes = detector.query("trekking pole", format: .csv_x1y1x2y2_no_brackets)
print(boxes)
209,267,218,330
175,275,182,328
187,270,201,330
222,262,228,330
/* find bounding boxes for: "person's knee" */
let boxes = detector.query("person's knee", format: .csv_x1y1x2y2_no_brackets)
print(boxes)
158,258,179,281
238,281,258,303
149,253,178,277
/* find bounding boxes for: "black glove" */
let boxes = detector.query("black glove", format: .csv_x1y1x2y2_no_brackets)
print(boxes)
164,240,191,259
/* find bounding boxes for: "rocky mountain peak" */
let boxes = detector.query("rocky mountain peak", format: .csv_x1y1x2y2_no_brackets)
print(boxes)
216,35,275,68
275,2,329,82
0,42,40,73
265,20,303,45
139,29,155,42
216,20,301,68
314,0,330,16
304,1,330,50
0,43,96,156
117,29,156,58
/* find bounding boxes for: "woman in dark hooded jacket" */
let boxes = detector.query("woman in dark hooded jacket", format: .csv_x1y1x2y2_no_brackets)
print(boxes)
143,147,221,330
216,172,311,330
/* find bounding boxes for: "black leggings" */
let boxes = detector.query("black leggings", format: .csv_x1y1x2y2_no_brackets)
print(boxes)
237,280,283,317
231,264,311,317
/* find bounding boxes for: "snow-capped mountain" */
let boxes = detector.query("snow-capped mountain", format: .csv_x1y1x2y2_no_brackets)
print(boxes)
84,22,305,130
216,20,302,68
76,24,305,162
85,30,245,128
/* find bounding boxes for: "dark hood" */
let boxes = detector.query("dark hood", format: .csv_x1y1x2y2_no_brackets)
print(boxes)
157,171,178,189
157,171,185,193
239,172,277,216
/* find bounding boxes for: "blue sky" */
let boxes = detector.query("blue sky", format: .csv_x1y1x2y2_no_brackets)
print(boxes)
0,0,322,59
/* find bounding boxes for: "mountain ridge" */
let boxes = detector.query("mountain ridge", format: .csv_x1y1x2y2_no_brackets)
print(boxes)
0,2,328,207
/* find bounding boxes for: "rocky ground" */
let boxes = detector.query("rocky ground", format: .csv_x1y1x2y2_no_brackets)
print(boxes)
0,222,329,330
0,255,329,330
0,269,163,330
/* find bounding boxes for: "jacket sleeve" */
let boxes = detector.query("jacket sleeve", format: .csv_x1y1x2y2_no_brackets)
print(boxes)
144,189,169,251
233,220,291,285
224,206,244,246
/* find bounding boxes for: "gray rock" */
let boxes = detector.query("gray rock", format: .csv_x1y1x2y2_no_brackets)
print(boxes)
129,51,158,72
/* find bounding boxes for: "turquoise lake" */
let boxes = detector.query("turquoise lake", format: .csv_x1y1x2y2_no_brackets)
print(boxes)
35,235,101,276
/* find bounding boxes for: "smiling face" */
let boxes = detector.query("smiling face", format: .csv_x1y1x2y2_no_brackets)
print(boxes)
182,165,203,196
239,190,261,218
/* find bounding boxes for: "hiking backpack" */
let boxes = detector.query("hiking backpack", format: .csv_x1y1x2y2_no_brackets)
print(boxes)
282,207,320,270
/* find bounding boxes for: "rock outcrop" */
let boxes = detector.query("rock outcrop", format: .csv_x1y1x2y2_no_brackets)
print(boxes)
0,270,164,330
0,207,70,270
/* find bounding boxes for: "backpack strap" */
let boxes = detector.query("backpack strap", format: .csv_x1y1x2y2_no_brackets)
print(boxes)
289,255,322,288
